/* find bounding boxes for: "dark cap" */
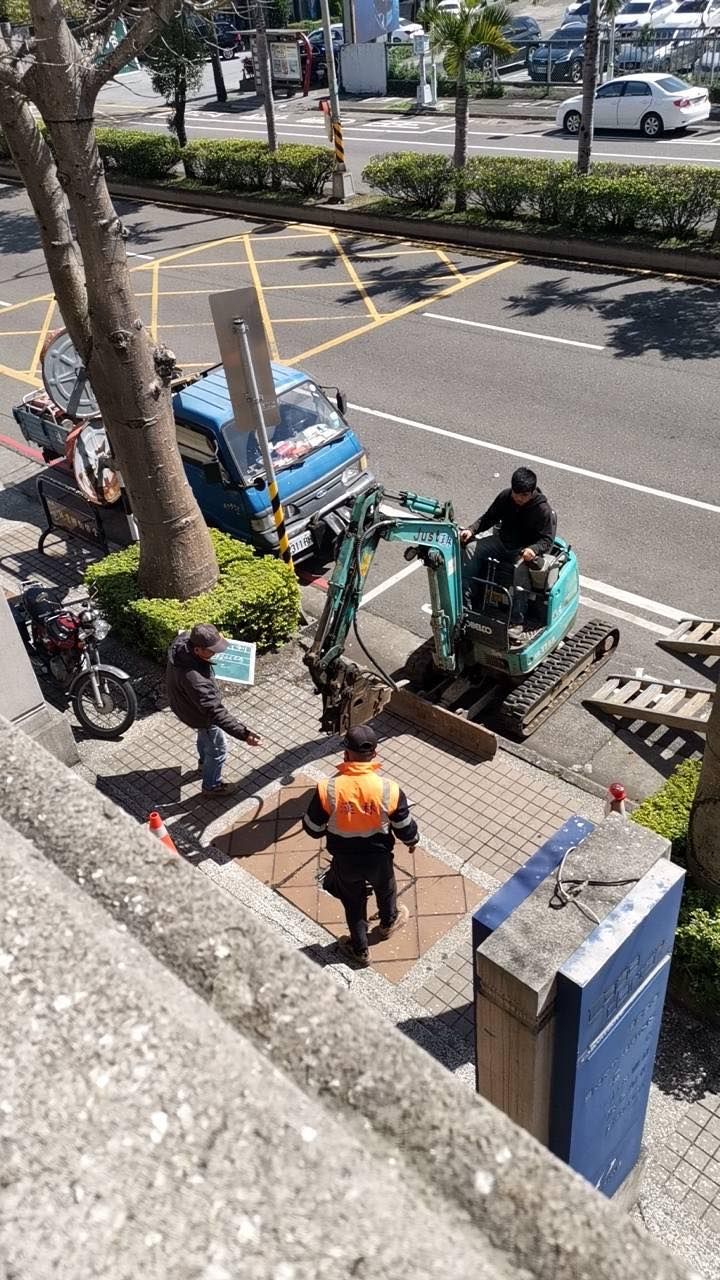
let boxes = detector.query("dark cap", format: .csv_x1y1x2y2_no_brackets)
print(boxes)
189,623,228,655
344,724,378,756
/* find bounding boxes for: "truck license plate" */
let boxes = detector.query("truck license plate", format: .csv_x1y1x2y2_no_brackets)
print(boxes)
289,530,313,557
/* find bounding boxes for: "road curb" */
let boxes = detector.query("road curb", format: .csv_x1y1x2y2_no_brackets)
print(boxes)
2,165,719,279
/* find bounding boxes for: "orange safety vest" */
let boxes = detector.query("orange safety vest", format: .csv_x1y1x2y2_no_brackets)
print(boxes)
318,760,400,840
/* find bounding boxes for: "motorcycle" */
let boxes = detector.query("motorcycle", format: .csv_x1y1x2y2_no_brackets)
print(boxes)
14,585,137,738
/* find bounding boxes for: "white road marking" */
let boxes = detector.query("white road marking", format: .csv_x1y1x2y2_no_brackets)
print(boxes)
423,311,605,351
359,558,423,605
127,251,155,261
0,301,11,307
348,403,720,516
578,576,697,622
139,119,720,164
579,596,671,635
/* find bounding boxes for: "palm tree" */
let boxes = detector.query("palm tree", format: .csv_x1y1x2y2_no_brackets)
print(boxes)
421,0,514,211
577,0,602,174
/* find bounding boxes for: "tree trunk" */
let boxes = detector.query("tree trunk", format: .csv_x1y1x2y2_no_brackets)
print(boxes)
173,73,188,148
210,50,228,104
687,681,720,892
254,2,278,157
453,67,468,214
19,9,218,601
577,0,600,175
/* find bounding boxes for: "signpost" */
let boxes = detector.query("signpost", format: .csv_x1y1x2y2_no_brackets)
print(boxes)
212,640,256,686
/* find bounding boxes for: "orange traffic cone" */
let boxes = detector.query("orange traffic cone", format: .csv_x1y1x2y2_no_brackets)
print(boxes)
147,811,179,855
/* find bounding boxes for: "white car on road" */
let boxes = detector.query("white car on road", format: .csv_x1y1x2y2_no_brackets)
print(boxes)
653,0,720,24
615,0,678,30
556,72,710,136
389,17,425,41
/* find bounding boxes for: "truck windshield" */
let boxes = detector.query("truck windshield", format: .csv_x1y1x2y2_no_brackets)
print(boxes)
223,379,346,481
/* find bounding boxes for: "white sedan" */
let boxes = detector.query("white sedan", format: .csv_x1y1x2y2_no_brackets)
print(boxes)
556,73,709,136
614,0,678,29
389,17,425,41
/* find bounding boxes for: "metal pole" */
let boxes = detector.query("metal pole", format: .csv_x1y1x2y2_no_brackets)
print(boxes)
233,318,293,567
320,0,354,200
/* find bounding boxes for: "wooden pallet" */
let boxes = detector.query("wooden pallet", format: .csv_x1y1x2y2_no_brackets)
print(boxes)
585,673,714,733
657,617,720,656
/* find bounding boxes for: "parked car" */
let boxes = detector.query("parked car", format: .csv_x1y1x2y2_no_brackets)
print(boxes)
693,42,720,74
389,16,424,41
467,14,541,72
307,25,344,81
655,0,720,25
562,1,591,22
557,72,709,134
615,0,678,30
214,22,243,60
615,26,702,72
528,23,608,82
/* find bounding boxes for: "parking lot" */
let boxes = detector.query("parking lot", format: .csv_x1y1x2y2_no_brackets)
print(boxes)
1,182,718,791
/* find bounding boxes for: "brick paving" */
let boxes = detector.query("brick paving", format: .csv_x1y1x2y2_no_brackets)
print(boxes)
3,481,720,1275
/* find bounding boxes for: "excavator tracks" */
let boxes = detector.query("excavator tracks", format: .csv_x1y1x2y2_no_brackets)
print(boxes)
496,619,620,739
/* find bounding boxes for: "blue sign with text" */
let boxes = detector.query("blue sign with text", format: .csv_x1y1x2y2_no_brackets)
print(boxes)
550,858,685,1196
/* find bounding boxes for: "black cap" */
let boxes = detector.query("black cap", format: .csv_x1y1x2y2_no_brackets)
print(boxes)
344,724,378,756
189,623,228,655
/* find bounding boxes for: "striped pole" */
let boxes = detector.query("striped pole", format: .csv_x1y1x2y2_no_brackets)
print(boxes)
332,120,345,170
232,318,293,568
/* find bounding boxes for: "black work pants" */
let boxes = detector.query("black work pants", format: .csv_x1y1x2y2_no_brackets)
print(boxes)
331,848,397,953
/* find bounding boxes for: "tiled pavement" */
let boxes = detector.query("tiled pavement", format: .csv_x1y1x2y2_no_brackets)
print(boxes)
3,481,720,1276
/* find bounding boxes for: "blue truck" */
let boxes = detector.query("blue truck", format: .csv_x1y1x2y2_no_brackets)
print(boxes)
14,361,374,563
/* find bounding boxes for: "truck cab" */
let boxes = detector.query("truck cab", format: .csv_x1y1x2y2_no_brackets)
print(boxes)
173,363,372,562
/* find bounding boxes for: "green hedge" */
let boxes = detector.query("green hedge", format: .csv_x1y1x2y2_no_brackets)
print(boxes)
84,528,301,662
95,127,181,181
183,138,333,196
362,153,454,210
632,760,720,1019
363,152,720,240
386,72,504,99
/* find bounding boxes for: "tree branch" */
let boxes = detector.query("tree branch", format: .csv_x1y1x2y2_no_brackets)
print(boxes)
0,34,27,94
88,0,178,92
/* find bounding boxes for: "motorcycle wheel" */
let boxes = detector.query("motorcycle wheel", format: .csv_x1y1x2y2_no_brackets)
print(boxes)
72,669,137,738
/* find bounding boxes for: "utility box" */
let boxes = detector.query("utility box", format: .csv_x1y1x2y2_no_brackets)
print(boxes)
473,815,684,1201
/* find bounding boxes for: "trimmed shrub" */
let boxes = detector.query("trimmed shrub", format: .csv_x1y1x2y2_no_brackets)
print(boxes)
631,760,720,1020
522,159,576,224
84,528,301,662
562,170,655,234
273,143,335,197
95,127,181,181
362,152,454,209
462,156,534,220
182,139,272,190
642,165,720,239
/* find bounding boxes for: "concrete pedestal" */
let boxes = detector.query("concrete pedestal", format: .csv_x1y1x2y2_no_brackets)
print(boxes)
474,816,684,1201
0,593,79,767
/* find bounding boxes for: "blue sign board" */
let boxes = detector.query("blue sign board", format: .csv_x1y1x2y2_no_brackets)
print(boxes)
355,0,400,43
550,858,685,1197
211,639,256,686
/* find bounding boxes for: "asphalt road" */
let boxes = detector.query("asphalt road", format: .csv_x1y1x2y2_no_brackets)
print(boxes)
95,65,720,186
0,183,716,793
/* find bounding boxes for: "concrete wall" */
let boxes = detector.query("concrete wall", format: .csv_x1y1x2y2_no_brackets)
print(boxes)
0,716,693,1280
340,42,387,95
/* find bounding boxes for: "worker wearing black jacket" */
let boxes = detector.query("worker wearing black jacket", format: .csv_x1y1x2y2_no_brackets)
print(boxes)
166,624,261,798
460,467,554,638
303,724,419,967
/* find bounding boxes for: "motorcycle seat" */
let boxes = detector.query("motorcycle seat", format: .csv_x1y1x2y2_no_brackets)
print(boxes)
24,585,64,622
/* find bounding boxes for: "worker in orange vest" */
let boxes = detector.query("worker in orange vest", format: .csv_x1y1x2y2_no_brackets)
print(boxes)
302,724,419,968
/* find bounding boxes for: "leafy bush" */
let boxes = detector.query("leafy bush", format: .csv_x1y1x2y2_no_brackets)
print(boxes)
95,127,181,181
462,156,533,220
642,166,720,239
182,139,273,190
565,169,655,234
523,159,576,224
362,152,454,209
631,760,720,1019
272,143,335,197
84,528,300,662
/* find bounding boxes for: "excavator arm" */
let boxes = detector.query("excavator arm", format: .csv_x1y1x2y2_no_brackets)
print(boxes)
304,484,464,735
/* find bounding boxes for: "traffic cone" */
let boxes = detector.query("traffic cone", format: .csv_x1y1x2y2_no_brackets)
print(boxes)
604,782,627,819
147,811,179,855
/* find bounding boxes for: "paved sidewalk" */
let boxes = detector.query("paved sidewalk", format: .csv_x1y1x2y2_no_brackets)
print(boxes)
1,448,720,1277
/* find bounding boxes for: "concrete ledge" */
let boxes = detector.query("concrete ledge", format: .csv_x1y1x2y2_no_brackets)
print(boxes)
2,165,716,281
0,715,691,1280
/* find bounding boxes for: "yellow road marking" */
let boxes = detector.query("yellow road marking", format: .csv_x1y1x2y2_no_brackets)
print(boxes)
329,230,379,322
244,234,279,362
288,258,520,366
0,292,53,316
27,297,55,375
0,328,45,336
0,362,42,388
150,261,160,340
435,248,464,281
132,231,249,271
136,276,461,297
